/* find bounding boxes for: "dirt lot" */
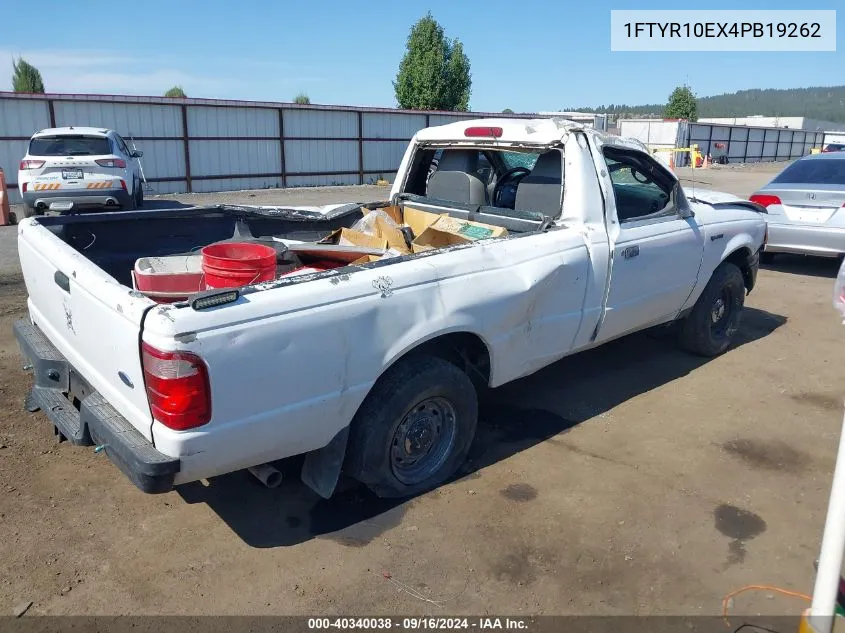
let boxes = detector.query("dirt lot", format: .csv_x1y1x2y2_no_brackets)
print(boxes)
2,164,843,618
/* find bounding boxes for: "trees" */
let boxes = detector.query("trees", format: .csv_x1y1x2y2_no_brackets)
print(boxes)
294,93,311,105
394,12,472,111
502,108,514,114
12,57,44,94
164,86,186,98
665,85,698,121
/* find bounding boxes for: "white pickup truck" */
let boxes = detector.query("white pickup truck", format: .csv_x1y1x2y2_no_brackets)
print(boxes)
14,118,766,498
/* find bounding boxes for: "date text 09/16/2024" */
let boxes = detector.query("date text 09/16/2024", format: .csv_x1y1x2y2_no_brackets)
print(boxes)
307,618,530,630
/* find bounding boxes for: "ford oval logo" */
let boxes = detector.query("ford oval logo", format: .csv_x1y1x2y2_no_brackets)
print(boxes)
118,372,134,388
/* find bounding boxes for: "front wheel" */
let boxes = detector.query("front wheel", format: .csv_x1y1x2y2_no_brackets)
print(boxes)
135,179,144,208
345,355,478,498
678,262,745,357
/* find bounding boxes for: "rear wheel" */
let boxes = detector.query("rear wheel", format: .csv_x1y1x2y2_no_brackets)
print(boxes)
124,179,138,210
345,355,478,498
678,262,745,357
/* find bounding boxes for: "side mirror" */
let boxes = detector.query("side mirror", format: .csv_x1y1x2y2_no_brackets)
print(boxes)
131,150,143,158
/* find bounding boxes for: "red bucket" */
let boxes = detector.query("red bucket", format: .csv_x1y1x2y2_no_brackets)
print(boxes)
201,242,277,289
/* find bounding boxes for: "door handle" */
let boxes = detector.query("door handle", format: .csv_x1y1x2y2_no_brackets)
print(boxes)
621,245,640,259
54,271,70,293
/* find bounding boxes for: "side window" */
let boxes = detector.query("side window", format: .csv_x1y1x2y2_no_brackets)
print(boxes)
114,135,130,156
603,148,675,222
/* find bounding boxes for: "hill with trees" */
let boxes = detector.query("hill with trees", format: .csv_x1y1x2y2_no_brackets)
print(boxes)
569,85,845,122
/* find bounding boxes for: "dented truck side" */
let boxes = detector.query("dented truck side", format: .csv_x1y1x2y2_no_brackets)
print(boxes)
14,118,766,497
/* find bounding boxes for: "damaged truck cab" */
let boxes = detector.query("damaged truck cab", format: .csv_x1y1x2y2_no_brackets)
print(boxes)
14,118,766,498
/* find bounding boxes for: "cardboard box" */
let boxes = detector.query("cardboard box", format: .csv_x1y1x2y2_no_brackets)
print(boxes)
402,206,443,237
350,254,383,265
430,215,508,240
374,215,411,254
411,226,472,253
322,227,388,251
380,205,403,225
410,215,508,254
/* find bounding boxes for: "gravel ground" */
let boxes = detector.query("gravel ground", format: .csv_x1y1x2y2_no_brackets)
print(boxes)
4,163,839,619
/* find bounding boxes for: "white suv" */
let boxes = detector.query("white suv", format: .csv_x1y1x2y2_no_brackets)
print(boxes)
18,127,144,216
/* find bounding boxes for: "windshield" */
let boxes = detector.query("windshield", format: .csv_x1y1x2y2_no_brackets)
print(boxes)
772,158,845,185
28,135,112,157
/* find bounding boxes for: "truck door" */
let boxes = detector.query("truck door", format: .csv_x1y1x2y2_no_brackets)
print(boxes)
595,147,703,344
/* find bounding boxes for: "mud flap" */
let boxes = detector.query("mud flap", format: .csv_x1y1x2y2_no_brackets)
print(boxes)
300,426,349,499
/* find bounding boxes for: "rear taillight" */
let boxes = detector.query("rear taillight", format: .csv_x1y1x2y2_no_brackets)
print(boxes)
142,342,211,431
95,158,126,168
19,160,45,170
120,179,127,191
749,194,782,208
21,183,27,193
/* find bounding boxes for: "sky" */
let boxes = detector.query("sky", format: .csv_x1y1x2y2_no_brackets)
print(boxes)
1,0,842,113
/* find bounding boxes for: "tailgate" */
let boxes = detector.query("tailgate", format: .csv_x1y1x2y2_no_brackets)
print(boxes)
18,222,156,441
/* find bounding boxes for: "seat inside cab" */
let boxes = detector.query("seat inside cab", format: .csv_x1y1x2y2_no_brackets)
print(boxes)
400,146,563,233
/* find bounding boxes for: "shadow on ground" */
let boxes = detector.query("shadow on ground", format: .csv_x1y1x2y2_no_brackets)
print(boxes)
178,306,786,548
763,253,841,279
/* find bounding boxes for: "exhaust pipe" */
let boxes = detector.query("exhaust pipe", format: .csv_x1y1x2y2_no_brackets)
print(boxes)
105,198,118,206
248,463,283,489
36,202,47,210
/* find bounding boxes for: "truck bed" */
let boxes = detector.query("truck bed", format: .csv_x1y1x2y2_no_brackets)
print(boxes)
38,200,544,289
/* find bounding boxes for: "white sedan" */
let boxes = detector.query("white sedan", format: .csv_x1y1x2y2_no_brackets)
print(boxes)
750,153,845,261
18,126,144,217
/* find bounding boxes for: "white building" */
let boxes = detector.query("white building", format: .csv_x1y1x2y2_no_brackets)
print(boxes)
698,116,845,133
538,112,608,131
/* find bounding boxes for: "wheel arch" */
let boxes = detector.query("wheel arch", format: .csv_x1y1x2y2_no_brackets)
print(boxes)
722,245,756,293
382,329,493,391
299,329,492,499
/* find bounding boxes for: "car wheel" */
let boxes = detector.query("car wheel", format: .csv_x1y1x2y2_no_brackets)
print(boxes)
135,179,144,208
678,262,745,357
760,251,775,265
345,355,478,498
124,179,137,210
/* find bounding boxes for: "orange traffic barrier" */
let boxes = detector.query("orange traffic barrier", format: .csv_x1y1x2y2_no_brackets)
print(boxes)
668,155,675,172
0,168,12,226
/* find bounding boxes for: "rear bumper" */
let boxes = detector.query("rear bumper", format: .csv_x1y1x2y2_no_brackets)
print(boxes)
765,222,845,257
13,319,179,494
22,188,131,211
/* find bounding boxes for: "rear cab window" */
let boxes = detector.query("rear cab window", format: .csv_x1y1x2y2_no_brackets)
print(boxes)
28,135,112,157
405,146,562,217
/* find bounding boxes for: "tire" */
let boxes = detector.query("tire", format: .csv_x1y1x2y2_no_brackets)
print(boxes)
135,179,144,208
760,251,775,265
679,262,745,357
345,355,478,498
121,180,138,211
